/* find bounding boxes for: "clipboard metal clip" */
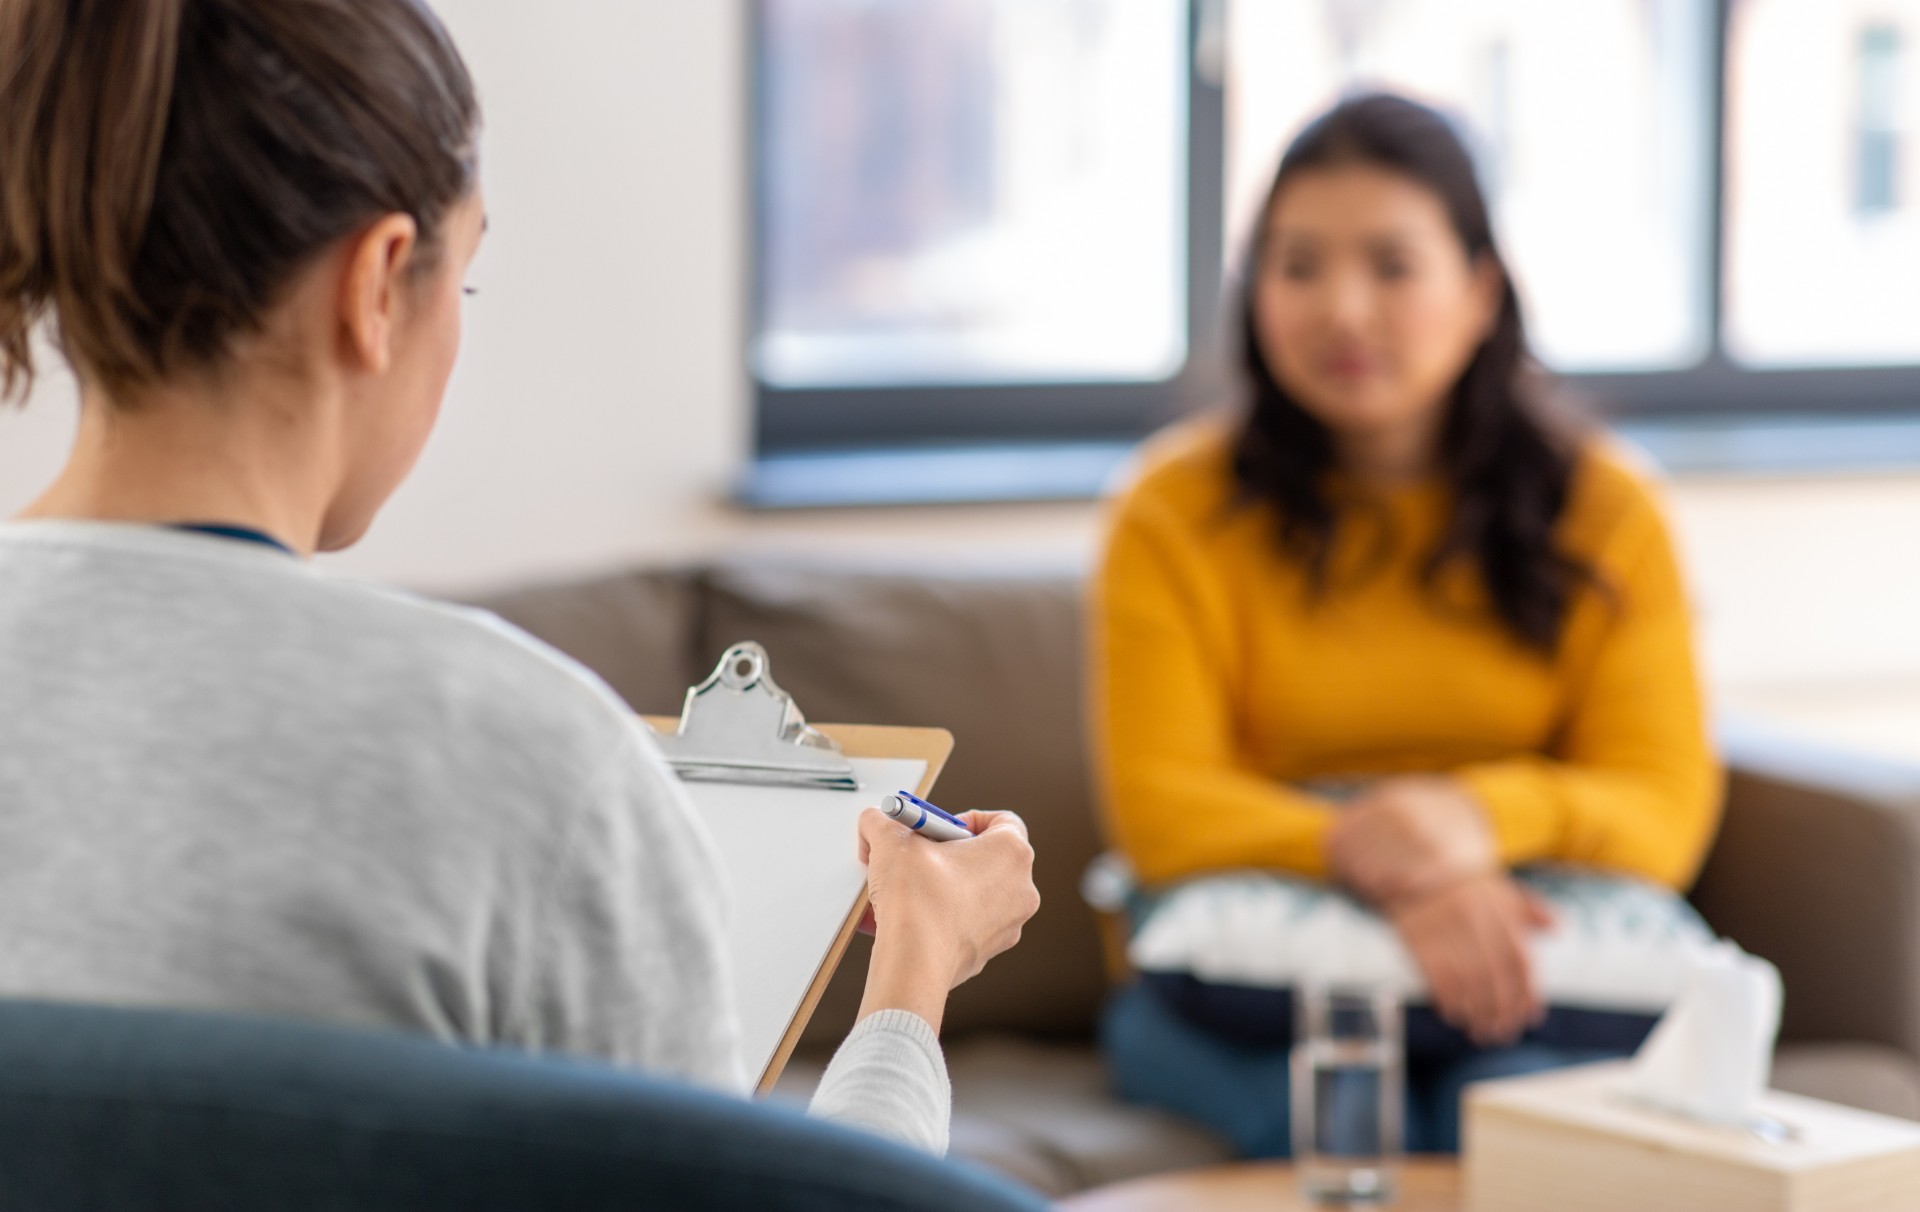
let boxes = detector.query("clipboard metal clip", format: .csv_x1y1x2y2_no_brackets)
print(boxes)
650,642,858,791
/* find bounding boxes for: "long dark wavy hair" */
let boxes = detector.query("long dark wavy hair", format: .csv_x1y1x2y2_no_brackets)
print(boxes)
1231,93,1594,654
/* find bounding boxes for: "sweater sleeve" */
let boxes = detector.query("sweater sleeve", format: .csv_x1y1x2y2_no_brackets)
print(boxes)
1093,485,1340,888
1454,495,1724,890
806,1009,951,1154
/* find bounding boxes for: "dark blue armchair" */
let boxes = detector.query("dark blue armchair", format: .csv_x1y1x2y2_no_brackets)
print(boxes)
0,999,1048,1211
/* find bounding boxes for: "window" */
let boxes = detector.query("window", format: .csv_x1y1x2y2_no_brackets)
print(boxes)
756,0,1190,389
751,0,1220,452
1725,2,1920,367
750,0,1920,476
1858,26,1904,215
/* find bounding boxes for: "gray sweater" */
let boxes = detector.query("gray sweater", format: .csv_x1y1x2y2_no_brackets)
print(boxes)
0,521,948,1152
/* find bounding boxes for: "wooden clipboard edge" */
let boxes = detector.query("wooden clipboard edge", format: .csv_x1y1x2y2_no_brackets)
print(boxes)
640,717,955,1096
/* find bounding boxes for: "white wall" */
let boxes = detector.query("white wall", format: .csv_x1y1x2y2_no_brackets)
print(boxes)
361,0,751,588
0,0,752,592
0,354,77,517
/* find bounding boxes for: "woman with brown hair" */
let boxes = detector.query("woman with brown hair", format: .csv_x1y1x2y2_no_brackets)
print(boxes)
0,0,1037,1156
1092,93,1722,1156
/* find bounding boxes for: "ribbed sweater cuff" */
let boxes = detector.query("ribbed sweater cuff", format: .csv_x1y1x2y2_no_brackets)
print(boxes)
806,1009,951,1155
850,1008,942,1053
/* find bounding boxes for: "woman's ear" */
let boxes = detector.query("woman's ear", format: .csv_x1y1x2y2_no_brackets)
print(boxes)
338,214,420,374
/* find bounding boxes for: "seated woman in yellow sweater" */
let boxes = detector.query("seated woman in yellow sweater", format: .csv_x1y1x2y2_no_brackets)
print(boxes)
1092,93,1721,1157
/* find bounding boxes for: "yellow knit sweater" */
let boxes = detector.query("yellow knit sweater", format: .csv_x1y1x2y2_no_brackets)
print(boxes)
1091,419,1722,892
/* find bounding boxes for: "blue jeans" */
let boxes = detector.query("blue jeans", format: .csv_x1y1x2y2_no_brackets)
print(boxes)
1101,982,1631,1158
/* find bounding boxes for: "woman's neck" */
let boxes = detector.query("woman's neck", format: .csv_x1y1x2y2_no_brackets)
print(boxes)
16,380,344,558
1334,410,1446,489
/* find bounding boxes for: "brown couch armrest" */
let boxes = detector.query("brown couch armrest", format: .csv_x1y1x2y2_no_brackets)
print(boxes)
1692,716,1920,1058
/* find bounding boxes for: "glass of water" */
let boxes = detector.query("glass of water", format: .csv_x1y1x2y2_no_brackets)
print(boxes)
1291,984,1404,1205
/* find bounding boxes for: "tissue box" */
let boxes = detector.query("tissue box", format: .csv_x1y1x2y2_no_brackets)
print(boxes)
1464,1061,1920,1212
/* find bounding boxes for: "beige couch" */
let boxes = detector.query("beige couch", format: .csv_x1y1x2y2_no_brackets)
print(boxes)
473,559,1920,1199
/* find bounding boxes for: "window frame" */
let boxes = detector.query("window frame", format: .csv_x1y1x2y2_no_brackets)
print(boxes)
748,0,1920,466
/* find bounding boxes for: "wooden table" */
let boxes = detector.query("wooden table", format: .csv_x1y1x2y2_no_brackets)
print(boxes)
1057,1161,1460,1211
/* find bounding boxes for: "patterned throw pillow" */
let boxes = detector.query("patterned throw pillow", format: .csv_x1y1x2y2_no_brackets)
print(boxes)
1119,864,1715,1016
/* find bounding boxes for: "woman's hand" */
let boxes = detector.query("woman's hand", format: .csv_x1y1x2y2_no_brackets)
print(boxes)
1388,871,1554,1046
1327,776,1498,906
855,807,1041,1033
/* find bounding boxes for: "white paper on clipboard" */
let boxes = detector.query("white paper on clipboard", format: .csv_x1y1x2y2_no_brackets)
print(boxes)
685,755,928,1084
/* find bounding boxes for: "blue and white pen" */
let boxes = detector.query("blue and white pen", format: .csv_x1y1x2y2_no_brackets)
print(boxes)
880,789,973,842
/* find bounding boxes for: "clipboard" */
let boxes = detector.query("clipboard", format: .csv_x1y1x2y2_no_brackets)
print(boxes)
644,642,953,1095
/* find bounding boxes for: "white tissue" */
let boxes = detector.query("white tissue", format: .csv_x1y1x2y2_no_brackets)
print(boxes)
1624,940,1783,1128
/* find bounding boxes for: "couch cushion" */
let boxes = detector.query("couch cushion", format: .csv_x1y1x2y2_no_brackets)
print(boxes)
1770,1042,1920,1121
465,568,702,716
702,561,1108,1043
775,1037,1232,1198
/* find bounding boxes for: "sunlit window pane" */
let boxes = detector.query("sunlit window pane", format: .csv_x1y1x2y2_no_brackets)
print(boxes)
1725,0,1920,368
754,0,1189,389
1226,0,1715,373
